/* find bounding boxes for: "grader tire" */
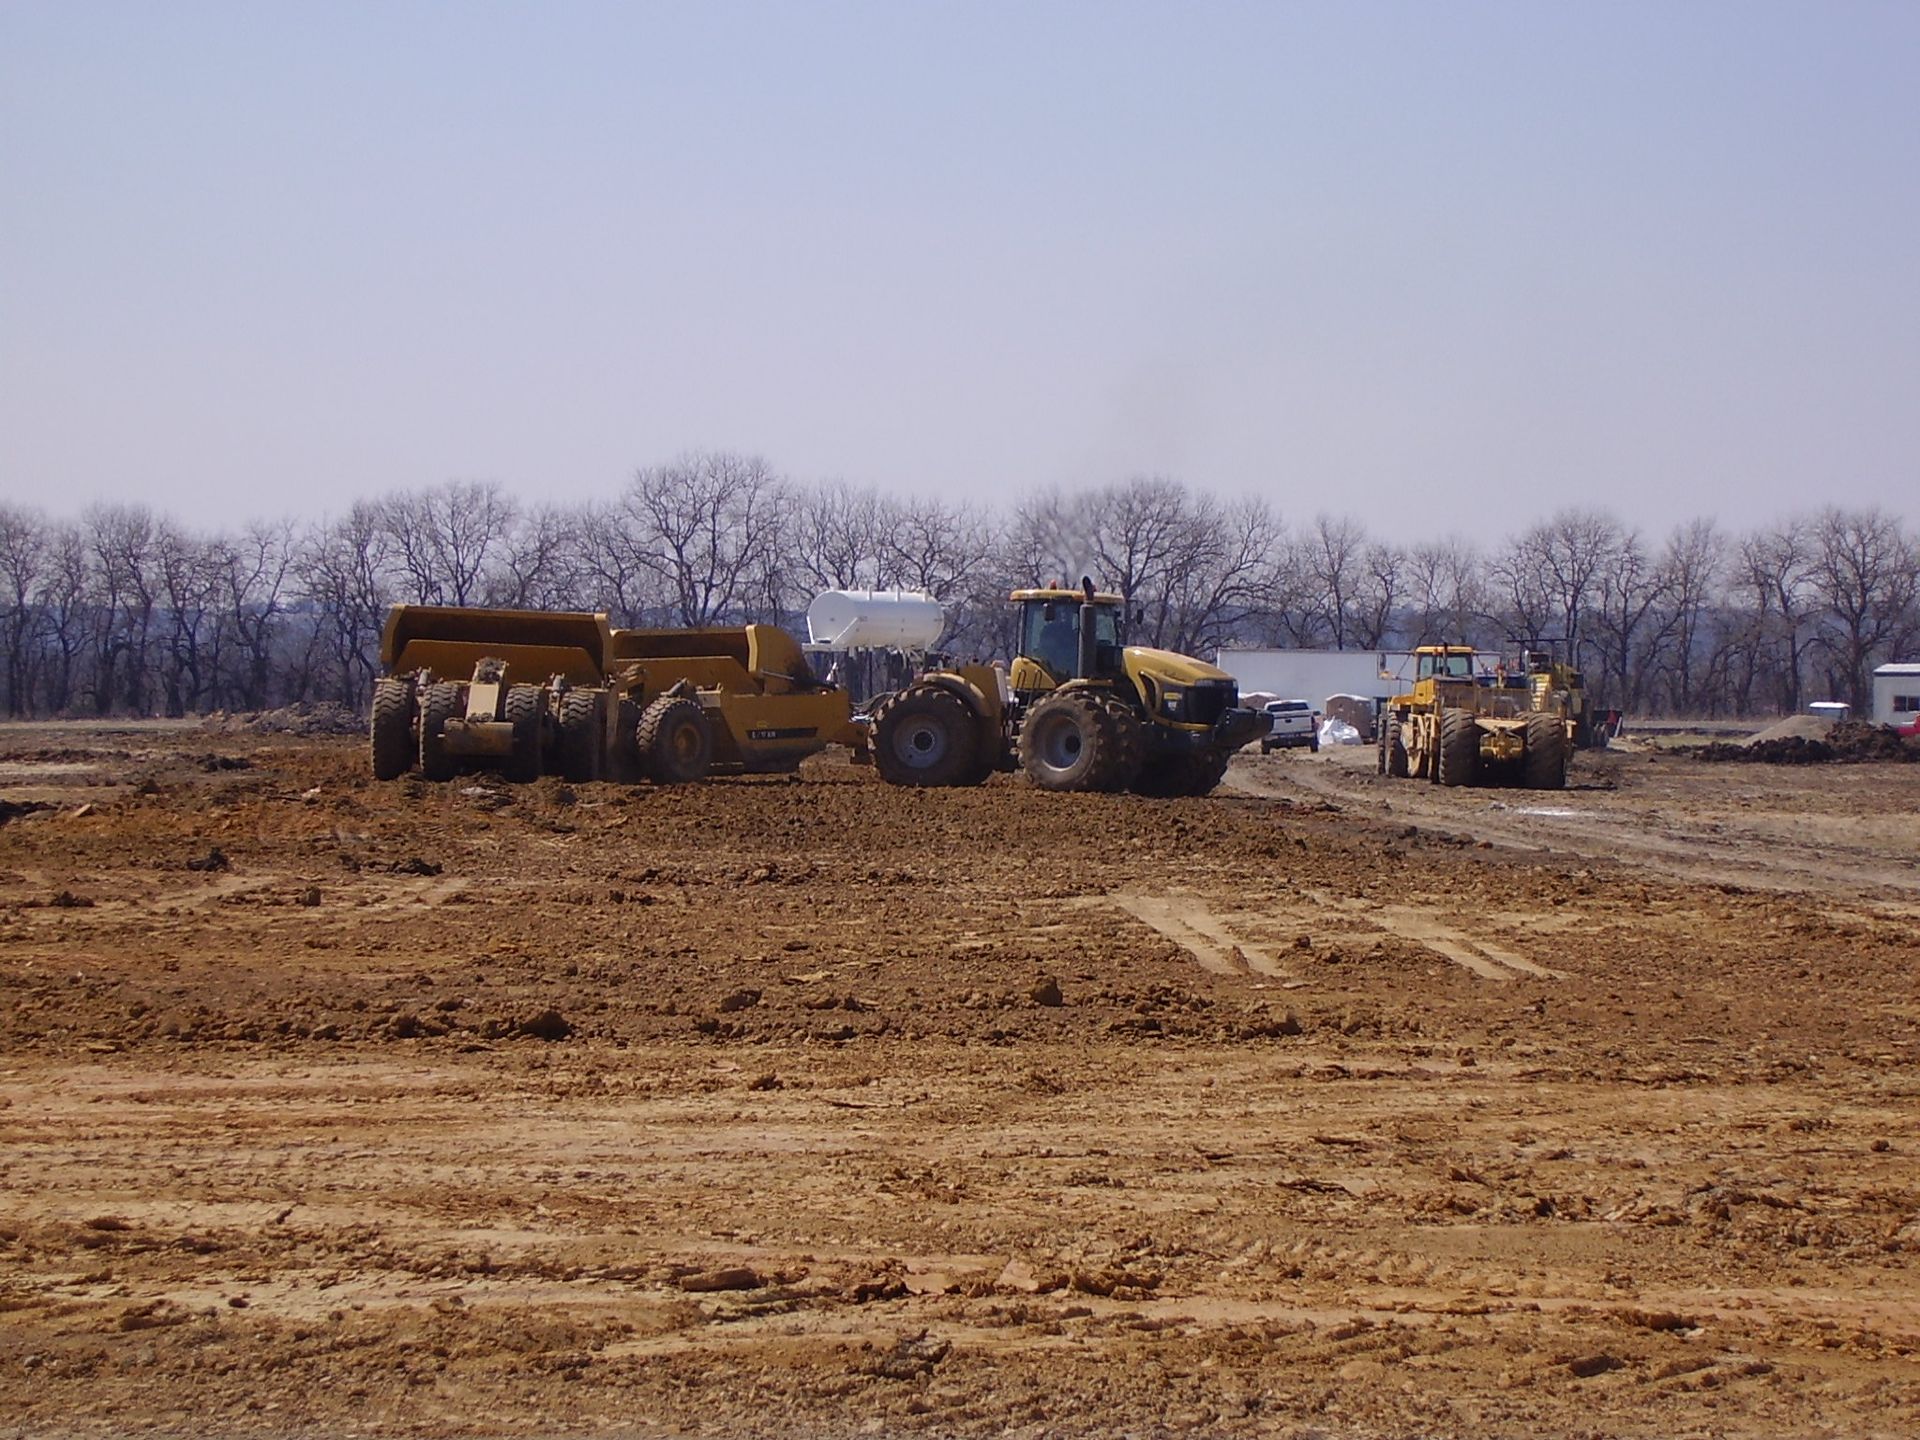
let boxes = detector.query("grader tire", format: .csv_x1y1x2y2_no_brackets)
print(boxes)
1379,713,1409,778
370,678,414,780
503,684,547,783
1020,690,1124,792
556,690,604,783
1436,707,1479,788
1524,713,1568,790
418,683,461,781
871,685,979,788
636,695,712,785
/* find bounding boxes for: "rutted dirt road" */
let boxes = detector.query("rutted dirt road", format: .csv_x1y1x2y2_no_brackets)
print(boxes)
2,725,1917,1438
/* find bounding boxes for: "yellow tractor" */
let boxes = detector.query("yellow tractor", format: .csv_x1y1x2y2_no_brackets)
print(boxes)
370,605,863,785
867,580,1268,795
1376,644,1569,790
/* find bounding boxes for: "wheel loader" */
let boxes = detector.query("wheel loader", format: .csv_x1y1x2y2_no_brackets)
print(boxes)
370,605,863,785
868,580,1268,796
1375,645,1571,790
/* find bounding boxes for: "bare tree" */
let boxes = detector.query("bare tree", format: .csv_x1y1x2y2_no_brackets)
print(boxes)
1809,506,1918,710
623,452,786,627
0,505,47,715
1403,538,1486,648
381,480,516,606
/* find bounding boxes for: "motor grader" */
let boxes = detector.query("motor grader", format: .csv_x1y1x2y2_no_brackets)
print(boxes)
867,580,1267,795
370,605,862,785
1375,645,1570,790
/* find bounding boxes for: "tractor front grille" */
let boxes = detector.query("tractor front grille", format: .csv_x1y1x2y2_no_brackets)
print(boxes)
1182,679,1238,727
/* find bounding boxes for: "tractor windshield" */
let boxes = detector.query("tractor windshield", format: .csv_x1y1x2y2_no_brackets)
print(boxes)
1022,600,1119,679
1417,651,1475,681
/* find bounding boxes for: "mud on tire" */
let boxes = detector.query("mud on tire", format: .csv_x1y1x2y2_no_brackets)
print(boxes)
370,678,415,780
1379,713,1409,778
1089,693,1146,792
871,685,980,787
636,695,713,785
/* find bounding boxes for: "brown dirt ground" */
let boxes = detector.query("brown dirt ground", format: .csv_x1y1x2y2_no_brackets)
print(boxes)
2,725,1917,1439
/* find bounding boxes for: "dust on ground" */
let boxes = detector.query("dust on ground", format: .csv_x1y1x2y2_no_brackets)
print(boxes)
3,723,1917,1438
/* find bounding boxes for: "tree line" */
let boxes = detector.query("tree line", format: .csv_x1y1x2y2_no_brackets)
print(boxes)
2,454,1915,718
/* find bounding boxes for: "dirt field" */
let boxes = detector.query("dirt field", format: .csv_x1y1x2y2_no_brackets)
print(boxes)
3,725,1917,1438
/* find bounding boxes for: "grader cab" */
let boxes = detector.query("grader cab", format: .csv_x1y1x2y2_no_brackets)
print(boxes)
1376,645,1571,790
868,579,1267,796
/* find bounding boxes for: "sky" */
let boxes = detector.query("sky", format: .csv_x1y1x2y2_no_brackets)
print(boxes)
2,0,1916,542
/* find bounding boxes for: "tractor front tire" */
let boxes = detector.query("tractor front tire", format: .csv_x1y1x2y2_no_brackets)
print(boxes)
637,696,713,785
418,683,461,782
370,678,414,780
1524,713,1568,790
1020,690,1124,792
1436,707,1479,788
871,685,979,787
1091,694,1146,792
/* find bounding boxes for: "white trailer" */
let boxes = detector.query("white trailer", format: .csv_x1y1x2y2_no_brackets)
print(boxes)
1214,649,1424,712
1872,662,1920,727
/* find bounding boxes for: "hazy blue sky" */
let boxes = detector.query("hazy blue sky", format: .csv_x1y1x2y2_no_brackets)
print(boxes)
3,1,1915,540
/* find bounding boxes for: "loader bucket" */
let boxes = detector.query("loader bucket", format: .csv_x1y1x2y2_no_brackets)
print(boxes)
380,606,612,687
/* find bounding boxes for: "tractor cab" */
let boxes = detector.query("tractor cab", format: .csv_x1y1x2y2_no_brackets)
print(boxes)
1010,586,1124,691
1414,646,1476,682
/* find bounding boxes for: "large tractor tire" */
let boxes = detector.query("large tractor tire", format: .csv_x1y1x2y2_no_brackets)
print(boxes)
871,685,980,787
636,695,713,784
1524,713,1568,790
370,678,415,781
1091,693,1146,792
1378,713,1409,778
555,690,604,783
1436,707,1479,788
502,684,547,783
1019,689,1126,792
418,682,461,782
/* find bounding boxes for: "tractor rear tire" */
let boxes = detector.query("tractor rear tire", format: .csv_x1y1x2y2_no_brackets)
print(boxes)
1020,690,1123,792
871,685,979,787
1524,713,1568,790
556,689,604,783
1436,708,1479,788
370,678,414,780
503,685,547,783
637,695,712,784
1379,713,1409,778
418,683,461,782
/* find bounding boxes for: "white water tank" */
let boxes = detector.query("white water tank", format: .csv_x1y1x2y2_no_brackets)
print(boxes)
806,590,945,650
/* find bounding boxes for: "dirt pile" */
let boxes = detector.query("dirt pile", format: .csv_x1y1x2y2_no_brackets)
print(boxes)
1693,719,1920,764
201,700,364,736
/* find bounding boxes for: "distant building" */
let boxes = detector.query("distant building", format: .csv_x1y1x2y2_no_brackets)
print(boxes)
1872,662,1920,727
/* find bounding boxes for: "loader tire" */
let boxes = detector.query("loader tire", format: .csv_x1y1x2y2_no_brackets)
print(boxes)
556,689,604,783
1379,714,1409,778
503,684,547,783
418,683,461,782
1524,713,1568,790
1436,707,1479,788
1091,694,1147,792
1020,689,1124,792
636,695,712,785
871,685,979,787
370,678,414,781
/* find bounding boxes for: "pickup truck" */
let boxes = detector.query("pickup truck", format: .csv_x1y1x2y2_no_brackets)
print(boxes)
1260,699,1319,753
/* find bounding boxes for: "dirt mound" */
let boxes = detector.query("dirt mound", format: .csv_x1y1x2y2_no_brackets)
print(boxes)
1695,719,1920,765
201,701,363,736
1742,713,1834,745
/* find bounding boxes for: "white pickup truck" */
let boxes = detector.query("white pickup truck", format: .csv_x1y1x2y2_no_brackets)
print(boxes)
1260,699,1320,753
